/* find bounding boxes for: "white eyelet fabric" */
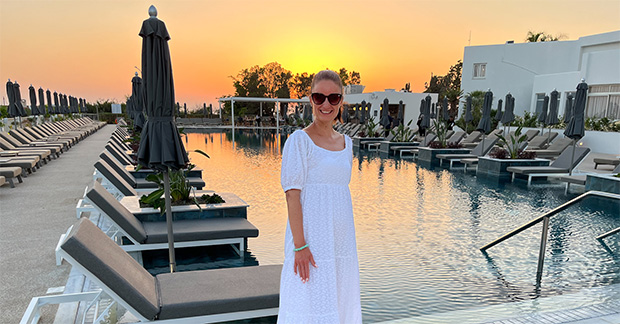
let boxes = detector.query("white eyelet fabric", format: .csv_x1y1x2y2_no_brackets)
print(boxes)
278,130,362,324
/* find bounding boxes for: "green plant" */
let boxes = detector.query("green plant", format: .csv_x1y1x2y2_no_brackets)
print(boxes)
585,117,620,132
201,193,225,204
363,117,381,138
496,126,528,159
432,119,449,147
139,167,198,213
390,120,416,142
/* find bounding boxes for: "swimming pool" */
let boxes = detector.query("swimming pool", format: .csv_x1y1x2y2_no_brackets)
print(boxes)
148,129,620,323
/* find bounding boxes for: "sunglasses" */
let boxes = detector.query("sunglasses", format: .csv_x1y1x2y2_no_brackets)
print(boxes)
311,93,342,105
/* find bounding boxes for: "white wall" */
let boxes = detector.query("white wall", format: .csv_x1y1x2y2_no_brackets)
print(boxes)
461,30,620,119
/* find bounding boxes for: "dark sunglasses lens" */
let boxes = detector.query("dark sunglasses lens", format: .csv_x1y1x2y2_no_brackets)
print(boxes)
327,94,342,105
312,93,326,104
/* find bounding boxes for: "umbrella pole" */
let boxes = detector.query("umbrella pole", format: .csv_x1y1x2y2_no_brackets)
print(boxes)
569,140,576,176
163,171,177,273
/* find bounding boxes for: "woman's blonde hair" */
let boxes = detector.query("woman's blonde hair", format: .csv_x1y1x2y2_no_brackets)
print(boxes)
311,70,343,93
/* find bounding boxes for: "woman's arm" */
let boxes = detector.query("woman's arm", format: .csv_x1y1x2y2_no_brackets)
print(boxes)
285,189,317,283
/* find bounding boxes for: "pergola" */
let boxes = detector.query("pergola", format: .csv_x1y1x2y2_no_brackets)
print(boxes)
218,97,310,130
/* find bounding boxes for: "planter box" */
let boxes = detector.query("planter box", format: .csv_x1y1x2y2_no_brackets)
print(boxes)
352,137,384,148
379,141,420,155
125,165,203,179
477,157,550,181
120,191,248,222
585,174,620,194
417,148,470,166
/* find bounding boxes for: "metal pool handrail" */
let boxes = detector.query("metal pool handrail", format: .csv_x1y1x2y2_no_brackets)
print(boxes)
480,190,620,283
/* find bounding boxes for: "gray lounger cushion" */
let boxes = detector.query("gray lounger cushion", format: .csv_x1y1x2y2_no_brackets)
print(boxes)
156,264,281,319
507,146,590,175
63,218,281,321
143,218,259,244
134,177,205,190
62,218,160,320
94,159,139,196
100,151,138,185
86,182,148,242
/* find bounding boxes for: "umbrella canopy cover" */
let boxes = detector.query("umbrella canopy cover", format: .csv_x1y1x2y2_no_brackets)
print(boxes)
29,85,39,115
476,89,493,134
494,99,503,122
500,93,515,124
421,99,430,129
464,96,473,123
132,74,146,130
564,81,588,140
14,82,27,116
538,95,549,124
360,100,367,124
546,90,560,125
53,92,59,114
442,97,450,121
395,100,403,127
6,80,19,118
46,90,52,115
342,103,350,123
137,13,189,171
564,93,574,123
424,95,432,118
38,88,46,115
380,98,390,128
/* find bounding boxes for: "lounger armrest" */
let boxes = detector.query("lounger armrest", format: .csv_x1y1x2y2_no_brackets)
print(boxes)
55,225,74,266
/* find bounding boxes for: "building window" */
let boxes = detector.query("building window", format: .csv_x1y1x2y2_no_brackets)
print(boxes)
535,93,545,117
473,63,486,79
586,83,620,120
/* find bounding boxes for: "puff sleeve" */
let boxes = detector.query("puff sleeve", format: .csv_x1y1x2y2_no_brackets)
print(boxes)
280,131,309,192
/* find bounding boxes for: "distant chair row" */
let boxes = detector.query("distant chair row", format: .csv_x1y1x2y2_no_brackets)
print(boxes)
0,117,105,188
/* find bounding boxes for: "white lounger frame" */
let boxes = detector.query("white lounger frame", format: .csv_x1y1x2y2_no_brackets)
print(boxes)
73,193,245,257
22,229,277,324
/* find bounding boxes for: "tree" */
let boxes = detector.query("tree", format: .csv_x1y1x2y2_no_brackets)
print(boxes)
424,60,462,117
336,68,361,86
525,31,567,42
291,72,314,99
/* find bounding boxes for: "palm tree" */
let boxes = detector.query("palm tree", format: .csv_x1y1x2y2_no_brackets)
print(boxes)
526,31,566,42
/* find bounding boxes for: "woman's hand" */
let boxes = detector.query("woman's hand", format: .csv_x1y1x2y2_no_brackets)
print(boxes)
294,247,317,283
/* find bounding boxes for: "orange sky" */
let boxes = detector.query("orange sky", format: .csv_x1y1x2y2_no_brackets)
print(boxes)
1,0,619,110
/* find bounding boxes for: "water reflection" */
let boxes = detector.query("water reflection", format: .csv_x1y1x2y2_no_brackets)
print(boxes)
180,130,620,323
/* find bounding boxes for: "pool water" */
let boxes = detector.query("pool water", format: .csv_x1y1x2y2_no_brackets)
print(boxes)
147,129,620,323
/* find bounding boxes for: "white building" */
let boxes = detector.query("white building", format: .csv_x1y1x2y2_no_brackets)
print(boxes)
344,87,438,127
461,30,620,120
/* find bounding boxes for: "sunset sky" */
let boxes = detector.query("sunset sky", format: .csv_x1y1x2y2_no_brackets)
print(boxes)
1,0,619,110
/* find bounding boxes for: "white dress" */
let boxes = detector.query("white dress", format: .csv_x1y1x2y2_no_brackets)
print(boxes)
278,130,362,324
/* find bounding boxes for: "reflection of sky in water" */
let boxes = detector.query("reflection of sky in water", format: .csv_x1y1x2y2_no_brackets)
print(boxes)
182,129,619,323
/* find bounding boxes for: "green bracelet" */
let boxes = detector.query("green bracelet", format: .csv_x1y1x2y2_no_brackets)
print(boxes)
294,244,309,252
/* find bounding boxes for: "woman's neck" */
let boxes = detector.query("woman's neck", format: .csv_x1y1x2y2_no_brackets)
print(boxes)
309,120,334,137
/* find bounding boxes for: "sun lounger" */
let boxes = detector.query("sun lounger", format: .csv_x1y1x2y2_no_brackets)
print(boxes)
0,157,38,175
525,137,573,159
559,161,620,193
0,137,55,160
94,159,205,197
10,128,70,151
447,131,466,145
394,133,437,158
459,131,483,148
507,146,591,185
1,148,50,163
105,143,134,166
22,217,280,323
0,133,60,158
526,133,558,150
20,126,74,148
80,182,259,254
0,167,23,188
3,130,65,154
436,135,499,169
594,157,620,169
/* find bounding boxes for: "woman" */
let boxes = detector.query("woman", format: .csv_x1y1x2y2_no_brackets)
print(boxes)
278,70,362,323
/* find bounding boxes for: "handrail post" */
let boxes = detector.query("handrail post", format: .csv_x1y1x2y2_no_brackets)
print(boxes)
536,216,550,283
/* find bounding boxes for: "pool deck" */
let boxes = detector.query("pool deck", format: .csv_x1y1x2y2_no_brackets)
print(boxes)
1,124,618,323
